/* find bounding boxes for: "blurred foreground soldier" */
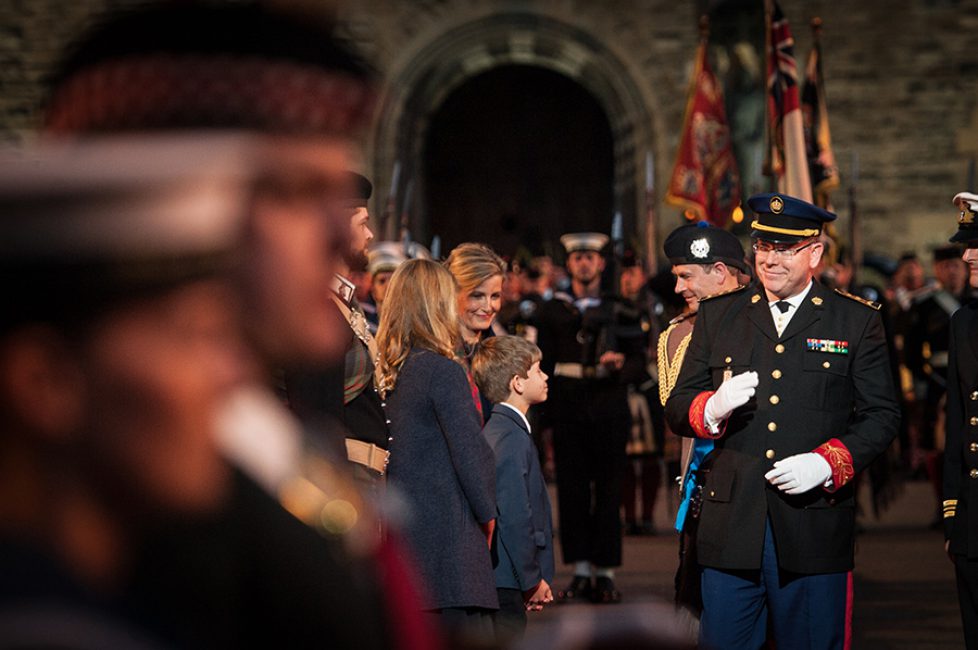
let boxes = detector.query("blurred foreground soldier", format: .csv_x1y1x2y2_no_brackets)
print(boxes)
44,3,434,648
363,241,409,334
0,137,251,648
943,191,978,649
536,232,645,604
657,223,748,622
666,194,899,649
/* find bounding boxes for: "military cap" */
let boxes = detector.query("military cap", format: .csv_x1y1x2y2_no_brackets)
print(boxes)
560,232,609,254
44,4,376,137
747,193,837,243
0,134,255,326
663,222,747,273
950,191,978,243
933,244,963,262
367,241,407,276
340,172,373,209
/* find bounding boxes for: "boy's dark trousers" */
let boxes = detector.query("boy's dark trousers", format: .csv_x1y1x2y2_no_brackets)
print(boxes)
492,588,527,644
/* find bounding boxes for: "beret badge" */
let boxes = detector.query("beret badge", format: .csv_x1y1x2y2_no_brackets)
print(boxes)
689,238,710,259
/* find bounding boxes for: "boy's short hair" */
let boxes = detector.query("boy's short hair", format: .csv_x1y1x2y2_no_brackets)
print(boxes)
471,335,542,404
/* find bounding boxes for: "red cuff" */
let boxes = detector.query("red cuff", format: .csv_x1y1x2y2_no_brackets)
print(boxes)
689,391,724,439
813,438,855,491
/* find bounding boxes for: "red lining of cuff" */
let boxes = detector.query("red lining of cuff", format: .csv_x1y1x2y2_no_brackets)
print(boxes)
813,438,854,491
690,391,724,439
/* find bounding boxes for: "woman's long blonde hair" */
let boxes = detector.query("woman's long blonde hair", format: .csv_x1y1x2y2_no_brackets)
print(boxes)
376,258,461,396
444,242,506,297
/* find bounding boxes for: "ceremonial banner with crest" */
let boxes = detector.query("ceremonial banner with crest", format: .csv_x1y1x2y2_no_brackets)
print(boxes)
666,36,741,227
801,20,840,209
764,1,812,201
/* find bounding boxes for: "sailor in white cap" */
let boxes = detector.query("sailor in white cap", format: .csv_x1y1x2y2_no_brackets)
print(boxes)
363,242,410,334
535,231,646,605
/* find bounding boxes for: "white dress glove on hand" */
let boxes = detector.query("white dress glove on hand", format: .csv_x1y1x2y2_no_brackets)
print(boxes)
703,371,759,431
764,453,832,495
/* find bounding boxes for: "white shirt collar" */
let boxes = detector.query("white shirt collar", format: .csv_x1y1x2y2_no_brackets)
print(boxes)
499,402,531,434
768,280,813,312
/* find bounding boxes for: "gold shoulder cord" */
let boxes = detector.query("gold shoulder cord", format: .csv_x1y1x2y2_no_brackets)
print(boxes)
657,323,693,407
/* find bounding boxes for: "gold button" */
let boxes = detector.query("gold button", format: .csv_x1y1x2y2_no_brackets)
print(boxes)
772,369,782,379
765,449,775,459
709,490,716,497
768,422,777,432
971,391,978,401
971,417,978,427
823,361,831,369
775,344,785,353
725,356,732,364
971,469,978,479
971,442,978,453
770,395,780,405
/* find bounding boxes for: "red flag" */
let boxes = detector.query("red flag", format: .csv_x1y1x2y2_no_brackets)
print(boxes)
764,1,812,201
801,19,840,209
665,34,741,226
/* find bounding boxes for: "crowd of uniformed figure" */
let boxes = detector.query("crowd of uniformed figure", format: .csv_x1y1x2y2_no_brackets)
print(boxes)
5,3,978,650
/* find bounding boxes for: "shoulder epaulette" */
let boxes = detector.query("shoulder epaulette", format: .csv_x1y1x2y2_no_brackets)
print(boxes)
667,310,697,326
834,288,881,311
699,284,747,303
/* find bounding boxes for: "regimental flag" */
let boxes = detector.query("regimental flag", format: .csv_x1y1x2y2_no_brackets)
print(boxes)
666,32,741,226
764,1,812,202
801,19,840,209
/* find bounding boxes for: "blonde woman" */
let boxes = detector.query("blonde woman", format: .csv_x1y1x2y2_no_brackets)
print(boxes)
444,242,507,420
377,259,498,641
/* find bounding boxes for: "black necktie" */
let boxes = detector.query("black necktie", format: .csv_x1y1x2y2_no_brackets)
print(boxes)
775,300,791,314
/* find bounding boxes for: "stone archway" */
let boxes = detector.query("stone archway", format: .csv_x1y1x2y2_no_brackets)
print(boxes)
370,12,656,256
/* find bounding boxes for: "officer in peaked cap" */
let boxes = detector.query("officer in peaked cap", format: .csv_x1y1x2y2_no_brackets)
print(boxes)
666,193,899,648
905,240,970,501
535,231,647,605
943,191,978,649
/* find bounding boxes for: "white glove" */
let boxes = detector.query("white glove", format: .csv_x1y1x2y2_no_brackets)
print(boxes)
703,371,758,432
765,453,832,495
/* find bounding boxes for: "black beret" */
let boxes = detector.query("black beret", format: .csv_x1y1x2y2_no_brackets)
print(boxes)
342,172,373,207
747,193,837,244
663,223,747,273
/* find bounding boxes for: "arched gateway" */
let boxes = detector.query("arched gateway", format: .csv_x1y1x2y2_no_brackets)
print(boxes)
369,12,658,259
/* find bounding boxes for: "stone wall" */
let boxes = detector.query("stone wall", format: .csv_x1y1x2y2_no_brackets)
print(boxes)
2,0,977,265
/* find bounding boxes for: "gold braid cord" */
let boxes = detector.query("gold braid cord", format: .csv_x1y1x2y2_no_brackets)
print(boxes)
657,323,692,407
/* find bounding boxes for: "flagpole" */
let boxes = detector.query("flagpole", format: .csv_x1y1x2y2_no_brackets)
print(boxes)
849,150,861,287
644,150,658,273
763,0,776,190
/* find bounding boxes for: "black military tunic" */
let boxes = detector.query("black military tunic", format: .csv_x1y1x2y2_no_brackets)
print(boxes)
535,290,646,567
665,282,900,574
943,301,978,648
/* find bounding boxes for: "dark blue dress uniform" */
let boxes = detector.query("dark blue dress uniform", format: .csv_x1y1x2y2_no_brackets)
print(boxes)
943,190,978,649
666,282,899,572
665,194,900,649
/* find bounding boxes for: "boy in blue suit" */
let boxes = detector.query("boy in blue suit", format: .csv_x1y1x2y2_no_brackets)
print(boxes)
472,335,555,643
